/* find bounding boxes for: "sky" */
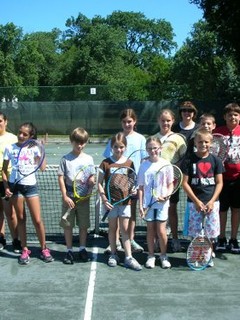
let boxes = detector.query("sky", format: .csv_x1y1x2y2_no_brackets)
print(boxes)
0,0,203,49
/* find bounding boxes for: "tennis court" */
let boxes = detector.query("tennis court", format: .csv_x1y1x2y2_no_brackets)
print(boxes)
1,141,240,320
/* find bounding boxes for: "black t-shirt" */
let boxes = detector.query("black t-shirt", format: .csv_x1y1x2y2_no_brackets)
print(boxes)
172,122,199,142
181,153,225,203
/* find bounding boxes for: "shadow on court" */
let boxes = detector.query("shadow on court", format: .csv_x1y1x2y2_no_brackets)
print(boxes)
0,235,240,320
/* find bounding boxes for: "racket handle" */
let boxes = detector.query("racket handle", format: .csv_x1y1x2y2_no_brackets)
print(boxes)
101,210,110,222
62,208,71,220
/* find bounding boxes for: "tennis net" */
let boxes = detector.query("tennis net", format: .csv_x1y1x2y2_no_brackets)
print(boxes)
5,165,233,242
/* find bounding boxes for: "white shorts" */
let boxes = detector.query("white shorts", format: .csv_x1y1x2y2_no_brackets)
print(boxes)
186,201,220,238
107,205,131,219
143,205,168,222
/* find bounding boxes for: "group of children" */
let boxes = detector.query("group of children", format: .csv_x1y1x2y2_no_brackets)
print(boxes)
0,102,240,270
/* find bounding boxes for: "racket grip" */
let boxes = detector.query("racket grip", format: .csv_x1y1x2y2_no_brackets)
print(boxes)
62,208,71,220
101,210,110,222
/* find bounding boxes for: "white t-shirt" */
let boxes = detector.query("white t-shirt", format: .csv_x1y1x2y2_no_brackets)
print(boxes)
58,151,94,198
3,143,42,185
0,132,17,181
138,158,173,210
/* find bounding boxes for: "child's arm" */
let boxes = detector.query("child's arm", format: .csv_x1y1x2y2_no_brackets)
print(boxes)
182,174,206,212
205,173,223,213
58,175,75,209
138,185,145,218
2,160,12,198
97,170,114,210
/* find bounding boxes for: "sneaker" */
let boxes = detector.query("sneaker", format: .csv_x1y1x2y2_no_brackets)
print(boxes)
0,235,6,250
216,237,227,251
208,258,214,267
130,240,144,253
40,248,54,263
18,249,31,265
104,242,122,254
145,256,156,269
160,255,171,269
124,257,142,271
12,239,22,253
228,238,240,253
79,248,89,262
108,254,119,267
171,239,182,252
63,251,74,265
116,240,123,252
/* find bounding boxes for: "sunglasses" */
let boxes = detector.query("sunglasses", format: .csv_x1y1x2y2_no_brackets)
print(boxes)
180,108,195,113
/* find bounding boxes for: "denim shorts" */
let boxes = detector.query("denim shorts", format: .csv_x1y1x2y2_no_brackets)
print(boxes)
9,183,39,198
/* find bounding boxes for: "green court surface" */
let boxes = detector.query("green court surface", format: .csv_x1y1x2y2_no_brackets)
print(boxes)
1,235,240,320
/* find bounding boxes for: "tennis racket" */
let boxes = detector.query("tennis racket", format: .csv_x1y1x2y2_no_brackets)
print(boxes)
186,214,213,271
59,165,97,227
127,149,148,162
144,164,183,216
101,166,137,222
210,133,229,162
161,133,187,164
5,139,45,200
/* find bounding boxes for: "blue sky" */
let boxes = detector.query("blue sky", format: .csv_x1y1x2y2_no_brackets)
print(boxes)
0,0,203,48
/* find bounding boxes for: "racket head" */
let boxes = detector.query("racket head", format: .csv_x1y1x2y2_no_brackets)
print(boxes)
127,149,148,162
152,164,183,199
106,166,137,206
17,139,45,176
161,133,187,164
73,165,97,201
210,133,229,162
186,232,213,271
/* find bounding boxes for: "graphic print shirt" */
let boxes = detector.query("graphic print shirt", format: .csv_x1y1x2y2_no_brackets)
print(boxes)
181,153,224,203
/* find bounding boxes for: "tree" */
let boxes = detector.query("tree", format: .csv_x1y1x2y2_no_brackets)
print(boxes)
190,0,240,64
171,20,240,100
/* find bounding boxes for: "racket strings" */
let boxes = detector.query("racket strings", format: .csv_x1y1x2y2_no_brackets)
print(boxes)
210,135,228,161
187,236,212,268
74,166,96,198
108,170,136,203
18,141,45,175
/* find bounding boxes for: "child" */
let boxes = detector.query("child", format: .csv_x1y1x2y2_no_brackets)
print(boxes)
154,109,187,252
103,108,146,253
58,127,95,264
0,111,21,252
2,122,53,265
98,132,142,271
138,136,173,269
214,103,240,252
199,113,216,133
182,129,224,266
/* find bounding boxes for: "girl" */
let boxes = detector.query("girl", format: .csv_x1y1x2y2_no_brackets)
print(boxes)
154,109,186,252
0,112,21,252
2,122,53,265
103,108,146,253
99,132,142,270
138,136,173,269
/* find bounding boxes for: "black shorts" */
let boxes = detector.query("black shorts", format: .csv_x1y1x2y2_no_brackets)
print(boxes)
170,188,180,204
0,182,5,198
219,178,240,211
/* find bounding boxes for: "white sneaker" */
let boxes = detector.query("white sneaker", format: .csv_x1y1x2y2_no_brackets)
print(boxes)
160,255,171,269
108,254,119,267
145,256,156,269
171,239,182,252
124,257,142,271
208,259,214,267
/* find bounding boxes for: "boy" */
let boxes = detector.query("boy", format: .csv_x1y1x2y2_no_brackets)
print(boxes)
214,103,240,253
182,129,224,266
58,128,95,264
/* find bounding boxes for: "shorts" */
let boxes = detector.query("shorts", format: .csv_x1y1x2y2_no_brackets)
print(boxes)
9,183,39,198
170,188,180,204
143,203,169,222
186,201,220,239
107,205,131,219
219,179,240,211
0,182,5,198
61,200,90,229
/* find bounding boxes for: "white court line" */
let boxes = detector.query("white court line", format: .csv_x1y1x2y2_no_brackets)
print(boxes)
83,246,99,320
